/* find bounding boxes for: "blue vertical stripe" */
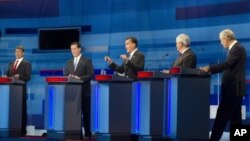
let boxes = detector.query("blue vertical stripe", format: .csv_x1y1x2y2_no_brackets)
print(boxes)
95,84,100,131
136,82,141,133
0,86,10,128
48,86,54,129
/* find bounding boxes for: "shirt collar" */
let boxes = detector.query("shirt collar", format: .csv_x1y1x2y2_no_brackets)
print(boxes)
74,54,81,60
16,57,23,62
228,40,237,51
129,48,138,58
181,48,189,54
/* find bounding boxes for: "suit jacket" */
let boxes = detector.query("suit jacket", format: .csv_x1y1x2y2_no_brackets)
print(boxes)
64,56,94,96
109,50,145,79
7,59,31,82
173,48,197,68
209,42,246,96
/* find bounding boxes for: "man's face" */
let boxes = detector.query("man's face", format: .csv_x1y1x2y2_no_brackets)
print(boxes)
176,41,183,52
125,39,136,53
15,49,24,59
71,44,81,57
220,38,229,49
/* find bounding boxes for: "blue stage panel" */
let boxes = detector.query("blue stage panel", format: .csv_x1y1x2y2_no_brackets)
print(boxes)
0,85,10,129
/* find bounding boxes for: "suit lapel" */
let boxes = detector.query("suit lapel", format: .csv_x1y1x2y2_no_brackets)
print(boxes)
16,61,22,71
69,59,75,73
130,50,138,61
125,50,138,71
75,56,84,73
75,57,81,72
228,42,238,56
178,49,190,63
173,49,187,67
173,57,180,67
16,60,25,72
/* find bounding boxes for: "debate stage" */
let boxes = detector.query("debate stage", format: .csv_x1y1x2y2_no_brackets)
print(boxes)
0,136,95,141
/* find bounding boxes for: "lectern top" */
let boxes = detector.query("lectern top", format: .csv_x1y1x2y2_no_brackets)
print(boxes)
0,77,25,84
95,75,133,82
169,67,210,76
137,67,210,79
45,76,83,83
137,71,170,79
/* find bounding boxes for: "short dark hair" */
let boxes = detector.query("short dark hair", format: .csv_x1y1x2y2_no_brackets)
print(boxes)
16,45,25,52
125,36,138,47
70,41,81,48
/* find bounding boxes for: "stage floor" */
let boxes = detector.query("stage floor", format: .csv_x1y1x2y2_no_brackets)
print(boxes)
0,132,231,141
0,136,95,141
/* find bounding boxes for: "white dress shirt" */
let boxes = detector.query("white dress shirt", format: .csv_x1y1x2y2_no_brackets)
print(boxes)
14,57,23,69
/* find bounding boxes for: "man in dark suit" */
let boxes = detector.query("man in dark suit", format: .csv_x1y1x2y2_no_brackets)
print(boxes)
64,42,94,139
104,36,145,79
173,33,196,68
201,29,247,141
6,45,32,136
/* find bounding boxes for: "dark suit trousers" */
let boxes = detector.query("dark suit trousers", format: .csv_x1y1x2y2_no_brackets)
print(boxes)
210,93,242,141
82,96,91,137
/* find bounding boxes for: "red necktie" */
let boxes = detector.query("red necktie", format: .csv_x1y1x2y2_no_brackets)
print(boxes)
13,60,19,72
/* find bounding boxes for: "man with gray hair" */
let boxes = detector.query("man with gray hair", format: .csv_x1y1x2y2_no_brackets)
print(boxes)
201,29,246,141
172,33,196,68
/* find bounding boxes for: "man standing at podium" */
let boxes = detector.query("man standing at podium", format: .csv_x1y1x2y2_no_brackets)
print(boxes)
104,36,145,79
173,33,197,68
64,42,94,139
162,34,196,74
6,45,32,136
201,29,246,141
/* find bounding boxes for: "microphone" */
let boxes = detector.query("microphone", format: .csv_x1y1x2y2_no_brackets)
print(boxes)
145,53,169,71
145,62,154,71
158,53,169,70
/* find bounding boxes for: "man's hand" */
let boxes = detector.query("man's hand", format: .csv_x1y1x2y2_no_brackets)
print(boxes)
161,69,170,74
73,75,80,80
104,56,113,64
200,66,210,72
69,74,80,80
14,74,19,79
120,54,128,62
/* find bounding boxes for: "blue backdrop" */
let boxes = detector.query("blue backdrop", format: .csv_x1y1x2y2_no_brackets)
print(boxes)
0,0,250,129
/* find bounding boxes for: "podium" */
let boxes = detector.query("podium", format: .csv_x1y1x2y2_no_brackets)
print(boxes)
131,71,169,141
0,77,24,137
91,75,133,141
44,76,83,139
163,67,210,140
